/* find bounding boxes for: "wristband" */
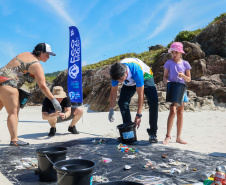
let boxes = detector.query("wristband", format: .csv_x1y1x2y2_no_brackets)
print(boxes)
136,113,142,118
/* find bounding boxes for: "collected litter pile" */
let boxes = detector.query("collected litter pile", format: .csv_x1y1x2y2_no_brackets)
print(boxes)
12,158,38,170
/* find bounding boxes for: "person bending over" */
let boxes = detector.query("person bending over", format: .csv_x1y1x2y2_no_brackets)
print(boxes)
0,43,61,146
108,58,159,143
42,86,83,137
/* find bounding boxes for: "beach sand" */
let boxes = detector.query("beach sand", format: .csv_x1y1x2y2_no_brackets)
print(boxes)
0,106,226,184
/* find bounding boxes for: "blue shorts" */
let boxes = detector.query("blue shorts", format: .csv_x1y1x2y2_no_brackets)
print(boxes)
183,91,189,102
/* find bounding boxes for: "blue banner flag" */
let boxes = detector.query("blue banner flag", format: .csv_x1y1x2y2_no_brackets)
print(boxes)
67,26,83,104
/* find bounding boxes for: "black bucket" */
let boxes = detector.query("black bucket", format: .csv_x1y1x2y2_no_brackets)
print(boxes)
36,147,67,182
18,89,33,108
166,82,187,105
117,123,137,144
97,181,143,185
53,159,95,185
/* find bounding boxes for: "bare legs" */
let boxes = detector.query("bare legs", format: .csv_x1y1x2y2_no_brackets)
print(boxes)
47,107,83,128
69,107,83,127
163,103,187,145
0,86,20,141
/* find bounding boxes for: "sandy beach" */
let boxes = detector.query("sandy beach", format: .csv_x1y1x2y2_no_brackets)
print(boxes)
0,106,226,153
0,106,226,184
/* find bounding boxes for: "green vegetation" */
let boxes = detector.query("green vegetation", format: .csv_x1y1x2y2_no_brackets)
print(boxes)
208,12,226,26
82,48,165,71
45,71,62,77
24,81,37,90
167,12,225,47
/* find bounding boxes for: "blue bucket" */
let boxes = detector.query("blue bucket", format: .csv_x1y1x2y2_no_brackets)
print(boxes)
166,82,187,105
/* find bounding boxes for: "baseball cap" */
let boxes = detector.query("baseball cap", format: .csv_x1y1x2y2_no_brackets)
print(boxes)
34,43,56,56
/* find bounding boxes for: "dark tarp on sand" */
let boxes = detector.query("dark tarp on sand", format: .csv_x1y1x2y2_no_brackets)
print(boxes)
0,138,225,185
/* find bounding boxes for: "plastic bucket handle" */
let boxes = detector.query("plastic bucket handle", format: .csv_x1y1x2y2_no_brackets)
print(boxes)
57,172,68,185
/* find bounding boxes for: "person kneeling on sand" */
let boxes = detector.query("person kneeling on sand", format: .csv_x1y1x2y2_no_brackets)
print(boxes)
42,86,83,137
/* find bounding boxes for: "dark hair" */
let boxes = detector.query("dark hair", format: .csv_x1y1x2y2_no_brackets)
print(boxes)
32,49,42,57
32,43,45,57
110,62,127,80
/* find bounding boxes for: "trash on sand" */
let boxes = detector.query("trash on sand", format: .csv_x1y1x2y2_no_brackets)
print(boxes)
161,153,168,158
124,165,132,170
117,143,138,153
143,161,156,170
162,169,172,173
122,154,137,159
101,158,112,163
14,158,38,170
93,175,109,182
132,175,168,184
159,163,169,168
15,165,25,170
92,139,108,145
171,168,181,174
168,159,185,166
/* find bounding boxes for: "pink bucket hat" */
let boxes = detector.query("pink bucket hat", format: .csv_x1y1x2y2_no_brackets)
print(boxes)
168,42,185,53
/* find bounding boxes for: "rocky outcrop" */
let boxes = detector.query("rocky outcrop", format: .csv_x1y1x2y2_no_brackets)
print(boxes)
191,16,226,57
29,17,226,112
149,44,165,51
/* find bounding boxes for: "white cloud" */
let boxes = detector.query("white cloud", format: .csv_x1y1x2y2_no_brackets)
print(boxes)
145,2,181,41
45,0,76,26
145,0,226,41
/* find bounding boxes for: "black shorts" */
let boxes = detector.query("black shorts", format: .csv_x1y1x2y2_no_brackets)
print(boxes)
57,107,77,123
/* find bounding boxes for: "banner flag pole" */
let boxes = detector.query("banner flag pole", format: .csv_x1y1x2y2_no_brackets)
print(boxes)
67,26,83,122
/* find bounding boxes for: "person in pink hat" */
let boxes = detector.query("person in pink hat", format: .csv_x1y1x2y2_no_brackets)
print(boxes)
163,42,191,145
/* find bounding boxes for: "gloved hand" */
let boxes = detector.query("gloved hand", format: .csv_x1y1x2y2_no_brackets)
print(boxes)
108,108,115,122
51,98,62,112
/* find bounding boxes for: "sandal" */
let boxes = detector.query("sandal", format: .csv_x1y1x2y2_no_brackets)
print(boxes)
10,140,29,146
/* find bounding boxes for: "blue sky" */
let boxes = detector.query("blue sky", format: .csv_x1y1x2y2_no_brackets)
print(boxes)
0,0,225,73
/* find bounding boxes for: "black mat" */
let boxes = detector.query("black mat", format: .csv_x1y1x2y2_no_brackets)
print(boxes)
0,138,225,185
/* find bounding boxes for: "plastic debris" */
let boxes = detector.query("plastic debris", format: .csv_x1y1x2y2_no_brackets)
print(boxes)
122,154,137,159
101,158,112,163
117,143,138,153
161,153,168,158
171,168,181,174
92,139,108,145
132,175,168,184
143,161,156,170
93,175,109,183
14,158,38,170
159,163,169,168
124,165,131,170
61,167,67,170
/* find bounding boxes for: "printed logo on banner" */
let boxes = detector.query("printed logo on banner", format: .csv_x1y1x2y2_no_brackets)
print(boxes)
69,64,79,79
69,91,76,99
71,82,79,88
68,26,83,103
70,38,80,63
